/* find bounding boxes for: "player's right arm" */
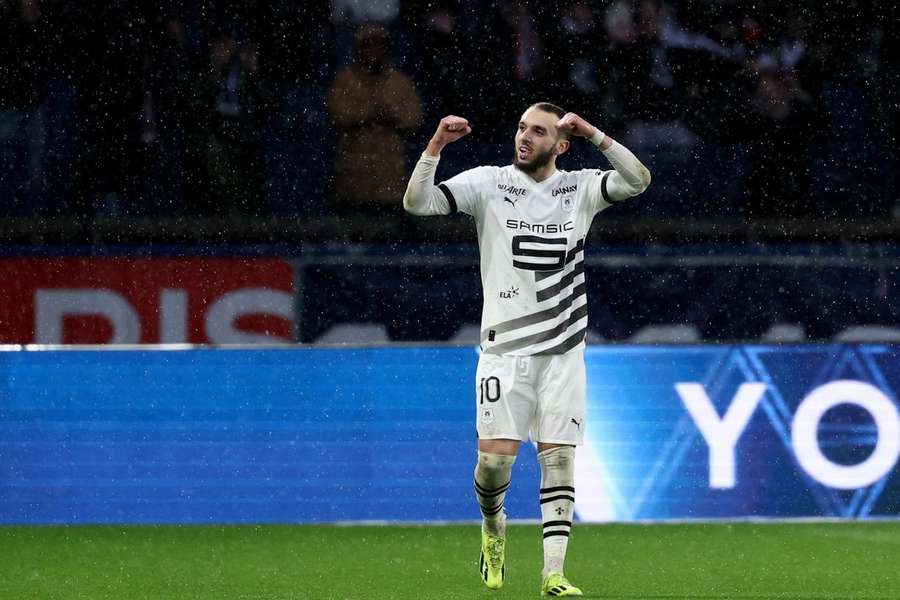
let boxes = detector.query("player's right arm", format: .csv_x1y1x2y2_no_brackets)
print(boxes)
403,116,472,216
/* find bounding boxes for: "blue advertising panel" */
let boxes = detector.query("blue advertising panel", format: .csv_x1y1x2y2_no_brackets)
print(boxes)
578,345,900,521
0,345,898,525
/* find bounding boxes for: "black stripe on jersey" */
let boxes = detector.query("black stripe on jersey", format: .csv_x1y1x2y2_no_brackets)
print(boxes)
481,282,586,339
534,269,562,283
534,326,588,356
438,183,458,213
600,171,611,204
536,261,584,303
535,239,584,282
484,305,588,354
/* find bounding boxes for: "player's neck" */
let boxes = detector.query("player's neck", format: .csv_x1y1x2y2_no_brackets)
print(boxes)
517,164,558,184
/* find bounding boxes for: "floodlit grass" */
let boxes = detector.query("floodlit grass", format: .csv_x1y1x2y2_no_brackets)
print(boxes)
2,521,898,599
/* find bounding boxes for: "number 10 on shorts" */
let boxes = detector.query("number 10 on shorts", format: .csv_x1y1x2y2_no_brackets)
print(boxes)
479,376,501,404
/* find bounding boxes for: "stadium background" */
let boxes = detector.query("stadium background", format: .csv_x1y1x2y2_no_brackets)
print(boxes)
2,0,899,532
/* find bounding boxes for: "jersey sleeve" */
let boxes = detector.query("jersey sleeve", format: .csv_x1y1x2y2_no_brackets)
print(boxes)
438,166,496,218
577,169,616,215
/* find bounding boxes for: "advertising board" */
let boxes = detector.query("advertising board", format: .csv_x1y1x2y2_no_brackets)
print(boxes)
0,258,294,344
0,345,897,524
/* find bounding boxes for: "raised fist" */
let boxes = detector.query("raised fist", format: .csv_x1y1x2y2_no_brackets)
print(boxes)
555,113,597,139
432,115,472,145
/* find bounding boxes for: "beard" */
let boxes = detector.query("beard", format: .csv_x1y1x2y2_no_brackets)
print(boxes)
513,146,555,174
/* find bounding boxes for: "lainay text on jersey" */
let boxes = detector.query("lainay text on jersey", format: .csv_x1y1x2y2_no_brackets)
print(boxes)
551,185,578,196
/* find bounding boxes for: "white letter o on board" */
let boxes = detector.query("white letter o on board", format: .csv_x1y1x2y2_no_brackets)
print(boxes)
792,380,900,490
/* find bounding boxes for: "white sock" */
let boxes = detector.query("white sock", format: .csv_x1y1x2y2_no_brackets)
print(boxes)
538,446,576,578
474,451,516,536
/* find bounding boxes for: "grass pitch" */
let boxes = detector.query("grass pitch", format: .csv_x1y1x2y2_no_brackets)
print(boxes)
2,521,898,599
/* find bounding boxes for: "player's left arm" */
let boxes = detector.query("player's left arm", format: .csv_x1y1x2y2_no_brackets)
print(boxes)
556,113,651,203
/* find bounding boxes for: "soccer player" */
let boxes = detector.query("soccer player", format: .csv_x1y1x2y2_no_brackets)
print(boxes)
402,103,651,596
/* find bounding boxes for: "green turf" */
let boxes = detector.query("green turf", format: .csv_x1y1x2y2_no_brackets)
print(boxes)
1,522,898,599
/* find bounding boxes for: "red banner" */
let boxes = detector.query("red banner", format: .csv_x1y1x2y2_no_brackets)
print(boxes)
0,258,294,344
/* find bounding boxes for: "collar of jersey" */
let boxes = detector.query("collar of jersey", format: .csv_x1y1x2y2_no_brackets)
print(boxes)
515,167,562,188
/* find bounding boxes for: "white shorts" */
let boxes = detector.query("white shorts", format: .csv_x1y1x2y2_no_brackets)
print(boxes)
474,350,586,446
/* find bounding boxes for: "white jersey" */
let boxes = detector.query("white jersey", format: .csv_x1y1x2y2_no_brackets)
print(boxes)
439,165,617,356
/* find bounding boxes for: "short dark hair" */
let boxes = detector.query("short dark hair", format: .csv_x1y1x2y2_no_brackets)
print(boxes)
528,102,568,139
529,102,566,120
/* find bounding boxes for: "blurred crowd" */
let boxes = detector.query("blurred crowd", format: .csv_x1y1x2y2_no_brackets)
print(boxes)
0,0,897,222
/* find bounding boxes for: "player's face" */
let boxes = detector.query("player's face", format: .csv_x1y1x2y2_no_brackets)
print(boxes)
513,108,568,174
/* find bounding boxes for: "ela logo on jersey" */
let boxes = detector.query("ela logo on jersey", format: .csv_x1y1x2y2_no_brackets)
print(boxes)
499,286,519,299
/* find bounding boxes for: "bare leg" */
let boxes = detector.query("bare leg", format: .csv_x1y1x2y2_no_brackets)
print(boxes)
479,438,521,456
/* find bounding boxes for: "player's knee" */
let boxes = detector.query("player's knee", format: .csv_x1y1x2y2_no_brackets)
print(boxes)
537,445,574,469
477,450,517,473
